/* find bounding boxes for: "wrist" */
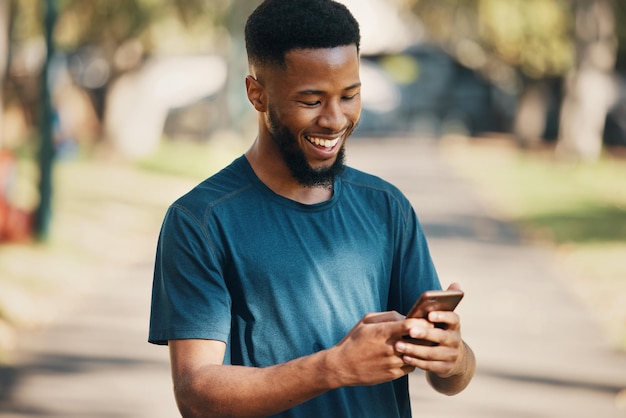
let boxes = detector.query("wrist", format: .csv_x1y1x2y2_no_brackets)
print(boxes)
433,340,472,380
316,346,345,390
448,340,469,377
426,342,475,396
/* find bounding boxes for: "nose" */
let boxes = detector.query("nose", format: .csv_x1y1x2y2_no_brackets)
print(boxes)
318,100,348,132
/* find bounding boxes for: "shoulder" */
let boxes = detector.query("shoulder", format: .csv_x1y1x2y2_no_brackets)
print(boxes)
339,166,415,223
341,166,409,204
170,156,254,221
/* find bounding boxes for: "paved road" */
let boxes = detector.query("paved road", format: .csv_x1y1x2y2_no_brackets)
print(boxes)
1,137,625,417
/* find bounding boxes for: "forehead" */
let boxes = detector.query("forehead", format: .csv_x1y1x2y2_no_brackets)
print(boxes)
265,45,360,90
285,45,359,72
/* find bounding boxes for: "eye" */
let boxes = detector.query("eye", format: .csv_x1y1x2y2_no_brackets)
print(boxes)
301,100,321,107
342,93,359,101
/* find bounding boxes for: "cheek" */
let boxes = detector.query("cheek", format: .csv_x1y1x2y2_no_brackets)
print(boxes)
282,108,318,132
348,100,362,123
269,105,303,130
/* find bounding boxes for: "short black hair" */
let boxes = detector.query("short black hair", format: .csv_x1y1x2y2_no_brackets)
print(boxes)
245,0,360,69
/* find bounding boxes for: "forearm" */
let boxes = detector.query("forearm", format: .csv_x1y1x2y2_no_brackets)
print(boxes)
171,313,415,417
426,341,475,396
175,349,338,418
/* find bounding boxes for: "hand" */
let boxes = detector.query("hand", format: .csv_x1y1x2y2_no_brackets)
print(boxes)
327,311,418,387
395,283,467,378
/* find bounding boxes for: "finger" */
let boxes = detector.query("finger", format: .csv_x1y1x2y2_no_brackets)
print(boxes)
399,341,460,365
427,311,460,329
402,324,461,351
401,364,416,375
405,317,434,329
402,318,435,345
362,311,405,324
403,357,456,376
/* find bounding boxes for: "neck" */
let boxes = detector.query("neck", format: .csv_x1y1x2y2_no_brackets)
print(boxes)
245,140,334,205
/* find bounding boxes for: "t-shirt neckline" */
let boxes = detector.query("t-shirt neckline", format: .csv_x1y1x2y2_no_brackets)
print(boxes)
238,155,341,211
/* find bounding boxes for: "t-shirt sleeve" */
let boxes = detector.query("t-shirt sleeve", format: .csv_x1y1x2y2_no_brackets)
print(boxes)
148,204,231,345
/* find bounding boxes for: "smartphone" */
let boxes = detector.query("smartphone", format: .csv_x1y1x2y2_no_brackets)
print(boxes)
404,289,464,345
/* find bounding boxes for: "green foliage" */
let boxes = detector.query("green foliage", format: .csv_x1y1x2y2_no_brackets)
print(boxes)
55,0,148,49
9,0,233,53
408,0,626,78
8,0,43,40
379,54,421,84
479,0,574,77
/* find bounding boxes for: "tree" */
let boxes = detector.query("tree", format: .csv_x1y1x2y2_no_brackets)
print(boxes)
406,0,623,161
1,0,235,239
556,0,618,161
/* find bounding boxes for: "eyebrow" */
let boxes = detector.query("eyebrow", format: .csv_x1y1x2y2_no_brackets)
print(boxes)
297,82,361,96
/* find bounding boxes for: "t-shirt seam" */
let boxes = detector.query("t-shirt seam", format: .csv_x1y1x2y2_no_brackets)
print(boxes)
170,184,255,259
152,325,229,335
341,178,412,231
169,203,215,258
149,326,230,344
203,184,256,216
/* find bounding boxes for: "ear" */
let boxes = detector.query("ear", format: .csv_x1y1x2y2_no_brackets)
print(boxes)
245,75,267,112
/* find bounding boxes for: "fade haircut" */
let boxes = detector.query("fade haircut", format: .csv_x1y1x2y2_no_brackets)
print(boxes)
245,0,360,69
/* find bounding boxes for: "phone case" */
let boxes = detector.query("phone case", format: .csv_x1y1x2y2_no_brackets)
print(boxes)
404,289,464,346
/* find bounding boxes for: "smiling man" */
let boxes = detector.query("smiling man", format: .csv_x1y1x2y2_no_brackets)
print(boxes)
148,1,475,417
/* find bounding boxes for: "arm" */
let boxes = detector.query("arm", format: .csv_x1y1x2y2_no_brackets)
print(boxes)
170,339,332,418
170,311,416,418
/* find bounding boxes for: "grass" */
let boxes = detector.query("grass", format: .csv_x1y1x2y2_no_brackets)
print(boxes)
440,137,626,350
137,135,248,180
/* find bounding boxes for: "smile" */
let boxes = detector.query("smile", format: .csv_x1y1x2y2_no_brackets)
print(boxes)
306,135,341,149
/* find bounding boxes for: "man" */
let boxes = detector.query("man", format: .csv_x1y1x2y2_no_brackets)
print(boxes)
149,0,475,417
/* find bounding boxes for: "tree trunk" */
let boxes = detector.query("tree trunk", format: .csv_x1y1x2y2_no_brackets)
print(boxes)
514,80,551,147
0,0,10,147
34,0,57,240
556,0,617,162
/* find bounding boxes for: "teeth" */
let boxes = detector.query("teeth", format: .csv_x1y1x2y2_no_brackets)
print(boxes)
307,136,340,148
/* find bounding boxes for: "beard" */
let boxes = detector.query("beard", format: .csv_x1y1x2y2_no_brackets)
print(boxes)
267,108,346,189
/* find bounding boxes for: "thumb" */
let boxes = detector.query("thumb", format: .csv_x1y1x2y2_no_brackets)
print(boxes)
362,311,405,324
447,282,462,291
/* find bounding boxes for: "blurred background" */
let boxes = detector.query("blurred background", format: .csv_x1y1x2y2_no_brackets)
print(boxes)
0,0,625,416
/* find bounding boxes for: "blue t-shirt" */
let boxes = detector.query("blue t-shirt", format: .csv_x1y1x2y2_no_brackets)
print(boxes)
149,155,440,417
